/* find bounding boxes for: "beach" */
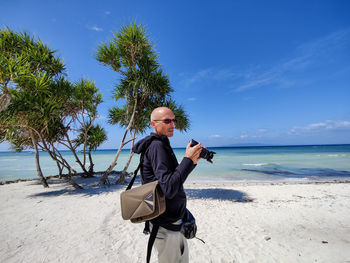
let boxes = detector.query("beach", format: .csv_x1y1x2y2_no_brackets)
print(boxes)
1,177,349,263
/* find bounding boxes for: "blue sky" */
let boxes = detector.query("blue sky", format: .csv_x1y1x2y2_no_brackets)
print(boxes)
1,0,350,150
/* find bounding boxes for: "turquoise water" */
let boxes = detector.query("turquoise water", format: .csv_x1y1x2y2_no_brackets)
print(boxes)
1,144,350,183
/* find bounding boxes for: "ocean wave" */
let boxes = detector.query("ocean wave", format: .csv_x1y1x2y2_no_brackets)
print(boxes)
327,154,348,157
242,163,276,167
242,166,350,178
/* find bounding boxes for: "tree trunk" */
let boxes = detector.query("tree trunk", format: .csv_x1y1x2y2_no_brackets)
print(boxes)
55,160,64,178
0,87,12,112
30,131,49,188
88,148,94,174
99,95,138,185
65,172,83,189
48,150,83,189
39,139,83,189
82,130,88,167
65,134,92,177
116,130,136,184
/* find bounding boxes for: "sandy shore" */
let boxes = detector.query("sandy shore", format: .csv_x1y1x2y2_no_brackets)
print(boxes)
1,177,350,263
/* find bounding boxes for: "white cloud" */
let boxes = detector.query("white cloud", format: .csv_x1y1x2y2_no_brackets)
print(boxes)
208,134,222,139
180,68,241,87
96,114,107,121
181,29,350,93
188,97,197,101
289,120,350,135
183,69,211,85
105,11,111,15
257,129,268,133
88,25,103,32
234,72,285,92
233,29,350,92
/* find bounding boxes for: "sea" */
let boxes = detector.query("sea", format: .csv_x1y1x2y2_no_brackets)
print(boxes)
1,144,350,183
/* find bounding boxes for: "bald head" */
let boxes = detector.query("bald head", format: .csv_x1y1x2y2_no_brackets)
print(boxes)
150,107,174,122
150,107,176,137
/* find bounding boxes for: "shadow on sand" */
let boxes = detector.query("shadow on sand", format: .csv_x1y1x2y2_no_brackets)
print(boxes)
27,175,253,203
27,174,134,198
185,188,253,202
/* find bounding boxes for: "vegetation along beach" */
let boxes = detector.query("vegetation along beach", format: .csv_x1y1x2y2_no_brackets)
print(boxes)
1,0,350,262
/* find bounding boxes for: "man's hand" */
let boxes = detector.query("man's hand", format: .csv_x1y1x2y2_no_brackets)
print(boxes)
185,141,202,164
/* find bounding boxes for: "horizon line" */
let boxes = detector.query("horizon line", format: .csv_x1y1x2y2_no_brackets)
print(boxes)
1,143,350,153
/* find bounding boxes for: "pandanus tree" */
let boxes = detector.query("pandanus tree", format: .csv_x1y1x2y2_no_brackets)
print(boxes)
96,22,189,185
56,79,104,177
0,28,65,187
1,72,84,188
0,28,103,189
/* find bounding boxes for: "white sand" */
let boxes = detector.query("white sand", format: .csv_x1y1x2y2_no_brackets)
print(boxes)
1,178,350,263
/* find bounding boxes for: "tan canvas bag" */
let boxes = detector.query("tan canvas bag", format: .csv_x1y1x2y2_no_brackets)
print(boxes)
120,137,166,223
120,180,166,223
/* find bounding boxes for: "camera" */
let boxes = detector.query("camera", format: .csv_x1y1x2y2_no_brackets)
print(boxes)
190,139,216,163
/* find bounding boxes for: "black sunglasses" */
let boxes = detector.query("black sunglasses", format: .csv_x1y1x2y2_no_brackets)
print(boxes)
153,119,177,124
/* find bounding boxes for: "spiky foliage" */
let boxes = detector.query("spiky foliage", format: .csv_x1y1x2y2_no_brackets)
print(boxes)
0,28,67,187
96,22,190,184
0,28,67,138
96,22,151,74
73,124,107,151
0,28,103,188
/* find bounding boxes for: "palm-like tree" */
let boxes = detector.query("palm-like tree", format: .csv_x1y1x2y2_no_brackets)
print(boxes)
56,79,103,177
96,22,161,184
1,29,103,189
0,28,65,187
96,22,190,185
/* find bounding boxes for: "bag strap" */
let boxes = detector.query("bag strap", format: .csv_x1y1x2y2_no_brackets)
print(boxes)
146,223,159,263
126,136,158,191
126,153,144,190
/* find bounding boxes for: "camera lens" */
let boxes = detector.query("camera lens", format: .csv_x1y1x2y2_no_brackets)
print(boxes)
191,139,216,163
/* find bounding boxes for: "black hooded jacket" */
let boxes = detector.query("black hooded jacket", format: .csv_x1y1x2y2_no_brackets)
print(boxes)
133,133,196,225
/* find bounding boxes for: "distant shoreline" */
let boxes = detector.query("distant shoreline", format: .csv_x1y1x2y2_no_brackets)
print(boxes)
1,143,350,153
1,173,350,186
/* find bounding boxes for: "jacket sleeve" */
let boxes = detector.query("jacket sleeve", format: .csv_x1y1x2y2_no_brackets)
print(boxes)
147,142,195,199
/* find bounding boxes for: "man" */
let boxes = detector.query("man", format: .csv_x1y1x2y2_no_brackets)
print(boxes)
133,107,202,263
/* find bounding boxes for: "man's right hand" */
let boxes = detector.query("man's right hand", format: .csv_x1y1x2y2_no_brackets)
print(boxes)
185,141,202,164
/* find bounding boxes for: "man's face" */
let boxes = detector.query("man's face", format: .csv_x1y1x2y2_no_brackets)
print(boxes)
151,109,176,137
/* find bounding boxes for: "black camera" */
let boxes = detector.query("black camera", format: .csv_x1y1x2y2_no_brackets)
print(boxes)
190,139,216,163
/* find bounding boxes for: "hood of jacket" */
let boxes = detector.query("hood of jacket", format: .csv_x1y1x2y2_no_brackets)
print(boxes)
133,133,170,154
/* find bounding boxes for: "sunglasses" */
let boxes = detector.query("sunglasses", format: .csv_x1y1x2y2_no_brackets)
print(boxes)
153,119,177,124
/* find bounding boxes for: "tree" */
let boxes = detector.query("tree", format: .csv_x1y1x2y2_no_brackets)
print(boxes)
96,22,163,184
0,28,65,187
0,28,104,189
96,22,189,185
55,79,104,177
